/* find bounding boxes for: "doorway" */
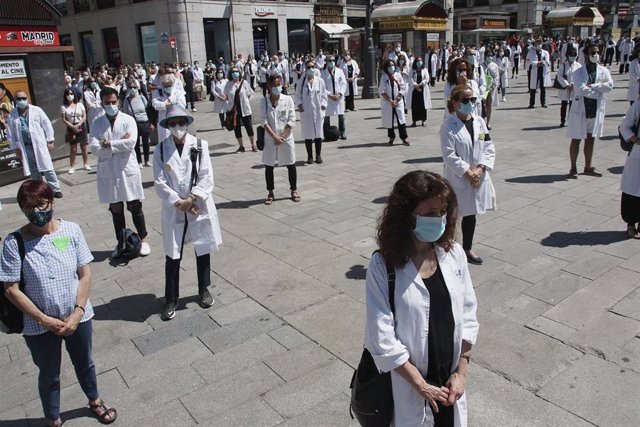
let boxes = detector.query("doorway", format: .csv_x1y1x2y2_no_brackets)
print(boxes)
253,20,278,57
102,27,121,66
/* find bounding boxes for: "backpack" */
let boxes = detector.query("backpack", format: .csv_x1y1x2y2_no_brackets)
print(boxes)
325,125,340,142
349,252,395,426
0,232,26,334
119,228,142,260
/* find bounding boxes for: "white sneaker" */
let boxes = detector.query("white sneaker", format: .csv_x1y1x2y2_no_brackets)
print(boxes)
83,164,92,171
140,242,151,256
67,168,75,174
192,108,197,112
502,97,507,102
139,163,144,169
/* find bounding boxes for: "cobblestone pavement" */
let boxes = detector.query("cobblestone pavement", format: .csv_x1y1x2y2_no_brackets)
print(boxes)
1,71,639,426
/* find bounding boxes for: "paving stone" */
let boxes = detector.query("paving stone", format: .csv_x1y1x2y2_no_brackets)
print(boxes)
122,399,196,427
474,310,582,392
263,341,337,381
523,272,590,305
526,315,578,343
132,313,219,356
200,397,284,427
561,251,622,280
478,227,536,251
198,312,285,354
0,345,10,366
474,273,532,310
302,252,370,303
537,354,640,426
263,360,353,418
566,311,640,360
268,325,310,350
180,362,283,422
493,294,553,325
492,240,547,266
582,266,640,301
278,392,359,427
507,254,569,284
543,289,617,330
611,287,640,321
209,297,270,326
464,256,515,287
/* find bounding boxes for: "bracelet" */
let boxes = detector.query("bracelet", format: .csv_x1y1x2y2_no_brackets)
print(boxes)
74,304,85,314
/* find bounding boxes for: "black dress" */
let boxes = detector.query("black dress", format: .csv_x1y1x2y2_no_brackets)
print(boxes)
422,263,455,427
412,70,427,123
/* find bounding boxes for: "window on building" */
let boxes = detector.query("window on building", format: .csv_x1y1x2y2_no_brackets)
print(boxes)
60,34,74,68
52,0,68,15
73,0,90,13
204,18,232,62
287,20,311,55
79,31,95,66
103,27,122,66
137,23,159,65
345,0,368,5
96,0,115,9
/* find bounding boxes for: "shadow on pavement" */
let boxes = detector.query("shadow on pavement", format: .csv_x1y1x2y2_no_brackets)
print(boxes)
0,407,95,427
345,264,366,280
93,293,160,322
521,125,561,131
599,134,619,141
363,116,381,120
337,142,390,149
505,174,568,184
608,166,624,174
372,196,388,204
216,199,270,209
402,156,443,164
142,180,154,189
606,113,625,118
92,250,112,263
541,231,628,247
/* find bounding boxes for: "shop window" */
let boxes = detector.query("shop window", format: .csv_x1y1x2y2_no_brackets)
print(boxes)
474,0,489,6
79,31,95,66
60,34,74,69
287,20,311,55
73,0,90,13
345,0,368,5
138,23,159,65
133,0,151,2
96,0,115,9
286,0,310,2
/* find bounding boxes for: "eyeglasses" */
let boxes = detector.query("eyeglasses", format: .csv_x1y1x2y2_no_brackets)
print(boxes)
460,97,477,104
167,120,187,127
23,200,51,211
102,100,118,105
15,97,27,101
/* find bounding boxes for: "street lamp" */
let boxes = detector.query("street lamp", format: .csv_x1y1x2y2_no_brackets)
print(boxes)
362,0,379,99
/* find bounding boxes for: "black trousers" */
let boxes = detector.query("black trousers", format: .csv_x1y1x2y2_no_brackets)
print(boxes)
512,57,520,76
529,69,546,106
265,165,297,191
616,48,621,63
388,108,408,140
604,48,615,66
346,82,355,110
135,121,151,164
185,86,195,109
324,115,345,136
234,104,254,138
164,253,211,302
109,200,147,242
305,138,322,159
620,56,630,74
622,192,640,226
218,113,225,128
437,67,446,81
560,100,571,125
461,215,476,251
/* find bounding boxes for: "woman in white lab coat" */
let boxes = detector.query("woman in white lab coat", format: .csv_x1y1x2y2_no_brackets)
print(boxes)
260,73,299,205
153,106,222,321
566,42,613,178
407,58,432,127
443,58,481,120
224,66,256,153
379,58,409,146
482,52,500,130
341,54,360,111
619,100,640,239
364,170,479,427
556,45,581,128
211,69,228,129
83,78,103,129
295,59,327,164
440,84,496,265
152,74,187,144
397,54,411,114
625,45,640,105
497,48,510,102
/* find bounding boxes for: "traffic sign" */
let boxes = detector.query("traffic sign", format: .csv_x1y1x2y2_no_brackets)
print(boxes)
169,36,176,49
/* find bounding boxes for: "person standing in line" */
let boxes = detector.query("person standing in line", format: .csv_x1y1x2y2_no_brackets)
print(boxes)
443,58,481,119
437,42,451,82
527,40,551,108
244,54,258,90
397,54,412,115
604,38,616,67
258,55,269,97
341,54,360,112
61,88,90,174
88,87,151,258
153,106,222,321
407,57,432,127
224,66,256,153
619,100,640,239
296,59,327,164
424,47,438,87
388,43,408,65
497,48,510,102
181,64,196,112
275,52,290,94
316,49,326,69
192,61,204,102
260,73,300,205
620,36,635,74
626,45,640,106
379,59,410,146
482,52,500,130
440,84,496,265
7,90,63,198
211,69,228,129
83,78,103,130
152,74,187,144
204,61,215,97
566,41,613,178
122,79,153,167
556,45,581,128
321,55,347,140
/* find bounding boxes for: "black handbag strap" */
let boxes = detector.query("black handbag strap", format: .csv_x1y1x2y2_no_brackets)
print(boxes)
11,231,25,292
373,250,396,316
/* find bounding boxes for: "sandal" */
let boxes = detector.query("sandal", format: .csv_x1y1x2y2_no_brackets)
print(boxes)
291,191,301,202
265,193,274,205
626,225,640,239
402,140,410,146
583,167,602,177
89,399,117,425
568,168,578,179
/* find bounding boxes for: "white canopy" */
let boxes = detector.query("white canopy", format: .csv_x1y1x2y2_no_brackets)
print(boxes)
316,23,354,39
546,7,605,26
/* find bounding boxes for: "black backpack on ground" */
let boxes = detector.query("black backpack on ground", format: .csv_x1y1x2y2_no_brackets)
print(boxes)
119,228,142,260
325,126,340,142
0,232,26,334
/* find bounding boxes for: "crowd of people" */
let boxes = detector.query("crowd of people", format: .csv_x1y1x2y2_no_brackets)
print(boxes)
2,31,640,427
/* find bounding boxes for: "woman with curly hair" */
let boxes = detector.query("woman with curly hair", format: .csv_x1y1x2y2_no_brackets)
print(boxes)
364,170,479,426
443,58,481,119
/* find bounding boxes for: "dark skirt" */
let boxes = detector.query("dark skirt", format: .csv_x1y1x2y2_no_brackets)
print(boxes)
411,89,427,123
621,192,640,225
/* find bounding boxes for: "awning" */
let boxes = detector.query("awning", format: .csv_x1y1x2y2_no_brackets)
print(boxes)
455,28,526,33
316,23,354,39
545,7,604,27
372,0,448,32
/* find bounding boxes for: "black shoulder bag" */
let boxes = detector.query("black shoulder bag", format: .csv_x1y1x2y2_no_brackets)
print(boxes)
256,97,266,151
618,113,640,153
350,252,395,427
0,232,26,334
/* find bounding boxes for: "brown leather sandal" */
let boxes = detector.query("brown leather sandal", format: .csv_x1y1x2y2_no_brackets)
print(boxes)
291,191,301,202
89,399,117,425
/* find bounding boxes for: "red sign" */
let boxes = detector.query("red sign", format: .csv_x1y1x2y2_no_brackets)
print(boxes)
0,26,60,47
169,36,176,49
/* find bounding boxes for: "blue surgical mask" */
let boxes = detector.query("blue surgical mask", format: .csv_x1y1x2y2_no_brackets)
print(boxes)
568,56,577,62
414,215,447,243
306,69,315,77
163,86,173,94
129,88,138,96
327,61,335,68
16,100,28,109
26,209,53,227
415,61,423,67
458,102,474,115
91,82,99,91
387,66,396,74
467,55,477,64
231,72,240,79
104,104,119,116
271,86,282,95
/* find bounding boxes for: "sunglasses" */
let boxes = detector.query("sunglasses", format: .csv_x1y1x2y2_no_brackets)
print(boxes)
167,120,187,127
16,97,27,101
460,97,477,104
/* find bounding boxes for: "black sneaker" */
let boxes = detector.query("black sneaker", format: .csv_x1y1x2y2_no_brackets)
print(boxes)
54,192,63,199
198,288,214,308
315,156,323,164
161,300,177,321
306,156,313,165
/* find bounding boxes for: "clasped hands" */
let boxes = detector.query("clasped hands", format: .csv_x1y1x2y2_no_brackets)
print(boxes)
175,196,200,215
417,371,467,413
466,166,484,188
42,311,82,336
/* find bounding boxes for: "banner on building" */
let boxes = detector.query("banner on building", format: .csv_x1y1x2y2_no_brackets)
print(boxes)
0,26,60,47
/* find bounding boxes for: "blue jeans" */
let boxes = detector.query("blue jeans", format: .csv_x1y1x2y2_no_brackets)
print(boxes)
24,143,61,193
24,320,99,421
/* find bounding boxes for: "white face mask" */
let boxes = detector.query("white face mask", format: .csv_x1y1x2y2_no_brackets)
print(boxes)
589,54,600,64
169,124,187,139
66,95,75,102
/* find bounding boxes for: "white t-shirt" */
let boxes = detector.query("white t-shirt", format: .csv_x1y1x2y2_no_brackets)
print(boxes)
61,103,86,125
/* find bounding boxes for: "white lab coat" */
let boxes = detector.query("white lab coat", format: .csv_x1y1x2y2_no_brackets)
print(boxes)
498,56,510,89
259,94,296,167
88,112,143,204
627,59,640,102
341,60,360,97
388,50,408,65
619,101,640,197
152,89,187,142
364,247,479,427
556,60,581,101
440,113,496,216
83,89,103,128
316,54,326,69
566,64,614,139
379,73,406,128
211,78,228,114
295,75,327,140
153,134,222,259
437,47,450,72
424,52,438,80
527,49,552,90
321,67,347,116
510,45,522,64
406,68,432,110
484,62,500,106
6,105,54,175
224,80,253,117
621,40,635,62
